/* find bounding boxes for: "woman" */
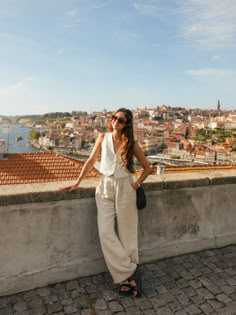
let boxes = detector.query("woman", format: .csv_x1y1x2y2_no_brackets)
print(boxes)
60,108,151,297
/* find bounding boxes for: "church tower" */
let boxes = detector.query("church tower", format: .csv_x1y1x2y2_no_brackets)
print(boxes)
217,99,221,111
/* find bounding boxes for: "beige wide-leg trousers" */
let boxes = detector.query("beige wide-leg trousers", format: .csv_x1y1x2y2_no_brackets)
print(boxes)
95,175,139,284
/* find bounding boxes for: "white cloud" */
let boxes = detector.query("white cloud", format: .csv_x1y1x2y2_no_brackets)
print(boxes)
116,31,139,41
177,0,236,49
211,55,220,61
0,77,34,95
130,0,161,16
185,68,231,77
67,9,78,16
0,32,39,48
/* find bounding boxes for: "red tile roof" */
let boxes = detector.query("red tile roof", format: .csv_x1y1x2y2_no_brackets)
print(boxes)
0,151,100,185
1,151,236,185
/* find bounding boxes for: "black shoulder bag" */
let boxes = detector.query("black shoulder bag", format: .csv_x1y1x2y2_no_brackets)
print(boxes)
136,185,147,210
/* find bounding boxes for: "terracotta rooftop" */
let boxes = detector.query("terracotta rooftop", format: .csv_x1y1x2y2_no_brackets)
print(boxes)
0,151,100,185
0,151,236,185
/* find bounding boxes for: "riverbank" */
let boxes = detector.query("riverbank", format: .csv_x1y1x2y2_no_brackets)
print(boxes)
0,124,39,153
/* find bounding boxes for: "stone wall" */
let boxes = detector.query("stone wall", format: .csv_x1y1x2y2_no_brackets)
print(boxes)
1,170,236,296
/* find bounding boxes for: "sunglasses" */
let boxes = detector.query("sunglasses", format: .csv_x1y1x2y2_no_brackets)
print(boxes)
111,115,126,125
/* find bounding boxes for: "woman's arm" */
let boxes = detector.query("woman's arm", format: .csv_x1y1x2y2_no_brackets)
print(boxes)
59,133,104,191
131,141,151,190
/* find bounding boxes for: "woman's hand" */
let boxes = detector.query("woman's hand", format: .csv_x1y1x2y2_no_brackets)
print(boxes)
58,184,78,191
131,181,139,190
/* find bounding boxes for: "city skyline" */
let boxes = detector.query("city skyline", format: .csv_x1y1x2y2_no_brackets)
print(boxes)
0,0,236,115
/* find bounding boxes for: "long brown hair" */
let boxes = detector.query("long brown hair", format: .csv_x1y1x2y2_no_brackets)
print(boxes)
108,108,135,173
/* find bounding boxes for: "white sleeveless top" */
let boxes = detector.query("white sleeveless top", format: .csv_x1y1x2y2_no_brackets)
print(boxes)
98,133,129,178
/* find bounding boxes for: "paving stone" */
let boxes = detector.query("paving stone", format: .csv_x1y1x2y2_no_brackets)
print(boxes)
164,280,177,289
47,301,63,314
150,296,167,309
168,299,182,312
156,285,169,294
85,285,98,294
188,268,202,278
196,288,214,300
155,305,174,314
123,306,141,314
58,292,70,300
66,280,79,291
89,291,103,301
230,292,236,301
120,296,135,308
13,301,28,312
221,285,235,295
161,293,175,304
1,246,236,315
184,303,202,314
136,299,153,310
169,287,184,297
102,290,117,302
28,297,44,308
0,307,13,315
176,279,190,289
79,277,93,287
95,310,112,315
216,293,232,304
29,304,47,315
207,299,224,310
54,283,66,293
199,302,214,314
142,287,157,298
180,270,195,280
37,287,51,297
190,294,205,305
226,277,236,286
61,297,74,306
176,293,191,306
108,301,123,312
207,285,222,295
217,301,236,315
76,295,91,309
182,287,197,297
175,310,188,315
96,283,110,291
145,263,161,271
64,303,79,313
71,288,86,299
44,294,59,304
92,274,106,285
93,298,107,310
23,290,39,301
81,309,94,315
189,279,202,290
14,311,30,315
143,309,156,315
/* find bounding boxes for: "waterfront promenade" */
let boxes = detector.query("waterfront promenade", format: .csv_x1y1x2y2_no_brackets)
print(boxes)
1,245,236,315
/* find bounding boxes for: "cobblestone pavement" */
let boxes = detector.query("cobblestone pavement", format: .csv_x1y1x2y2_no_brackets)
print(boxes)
1,245,236,315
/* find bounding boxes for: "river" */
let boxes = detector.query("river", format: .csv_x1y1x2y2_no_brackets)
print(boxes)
0,124,39,153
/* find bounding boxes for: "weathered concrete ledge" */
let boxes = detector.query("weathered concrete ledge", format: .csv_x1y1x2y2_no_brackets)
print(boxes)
1,170,236,297
1,170,236,206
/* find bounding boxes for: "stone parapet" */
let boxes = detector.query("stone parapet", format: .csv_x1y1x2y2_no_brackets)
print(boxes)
0,170,236,296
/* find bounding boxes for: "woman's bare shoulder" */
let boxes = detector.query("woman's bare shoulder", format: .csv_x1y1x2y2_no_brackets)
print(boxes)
96,132,105,143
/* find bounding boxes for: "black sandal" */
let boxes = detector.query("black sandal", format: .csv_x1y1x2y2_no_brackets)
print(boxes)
118,283,133,296
128,265,142,297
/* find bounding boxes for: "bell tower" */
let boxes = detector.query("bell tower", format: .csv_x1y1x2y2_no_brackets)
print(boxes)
217,99,220,111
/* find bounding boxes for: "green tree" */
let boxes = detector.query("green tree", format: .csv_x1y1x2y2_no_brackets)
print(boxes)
29,129,41,140
232,144,236,151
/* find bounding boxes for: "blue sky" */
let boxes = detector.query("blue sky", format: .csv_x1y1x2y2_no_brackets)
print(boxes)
0,0,235,115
